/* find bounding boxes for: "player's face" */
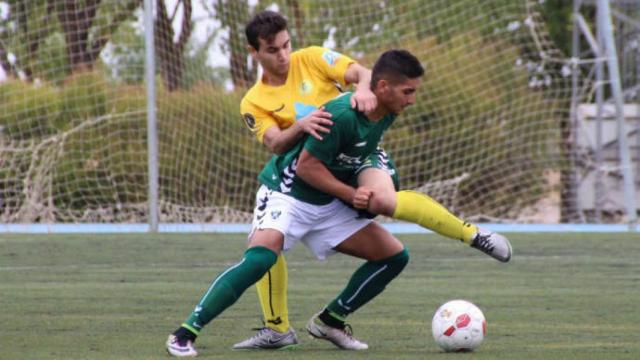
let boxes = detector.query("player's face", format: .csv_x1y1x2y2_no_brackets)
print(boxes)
383,77,421,114
254,30,291,77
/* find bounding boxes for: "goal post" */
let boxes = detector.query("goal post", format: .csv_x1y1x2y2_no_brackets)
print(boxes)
0,0,636,230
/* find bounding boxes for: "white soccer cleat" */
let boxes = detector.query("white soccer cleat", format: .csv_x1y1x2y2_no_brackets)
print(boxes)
232,327,299,350
470,228,512,262
166,334,198,357
306,313,368,350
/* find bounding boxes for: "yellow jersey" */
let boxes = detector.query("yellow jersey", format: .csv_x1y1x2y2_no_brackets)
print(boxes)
240,46,355,143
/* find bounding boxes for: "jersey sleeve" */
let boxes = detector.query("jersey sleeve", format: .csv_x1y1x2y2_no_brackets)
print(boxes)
303,108,350,164
301,46,355,87
240,97,277,144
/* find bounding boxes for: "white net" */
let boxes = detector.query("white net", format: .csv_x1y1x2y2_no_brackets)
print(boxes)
0,0,617,225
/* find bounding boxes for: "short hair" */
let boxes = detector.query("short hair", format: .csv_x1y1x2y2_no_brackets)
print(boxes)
245,10,288,51
370,50,424,90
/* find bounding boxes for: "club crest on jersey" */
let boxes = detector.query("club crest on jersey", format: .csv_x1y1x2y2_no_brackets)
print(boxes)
243,113,256,129
300,79,313,95
322,50,341,66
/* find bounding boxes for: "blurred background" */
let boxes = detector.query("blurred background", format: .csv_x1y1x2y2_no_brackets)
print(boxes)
0,0,638,228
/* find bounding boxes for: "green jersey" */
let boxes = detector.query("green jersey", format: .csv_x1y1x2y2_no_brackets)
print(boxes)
258,93,396,205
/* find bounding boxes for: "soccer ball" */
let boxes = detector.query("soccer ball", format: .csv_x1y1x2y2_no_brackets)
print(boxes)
431,299,486,352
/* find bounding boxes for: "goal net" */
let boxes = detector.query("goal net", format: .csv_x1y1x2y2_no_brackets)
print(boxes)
0,0,597,225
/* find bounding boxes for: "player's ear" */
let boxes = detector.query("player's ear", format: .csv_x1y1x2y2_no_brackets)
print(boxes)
376,79,390,94
247,45,258,59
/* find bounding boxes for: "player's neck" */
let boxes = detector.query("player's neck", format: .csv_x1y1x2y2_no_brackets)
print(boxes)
261,71,288,87
365,105,389,122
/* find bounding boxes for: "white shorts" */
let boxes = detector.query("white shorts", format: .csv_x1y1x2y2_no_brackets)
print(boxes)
249,185,372,260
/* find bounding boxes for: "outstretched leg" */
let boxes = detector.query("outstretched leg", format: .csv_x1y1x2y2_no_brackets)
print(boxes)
358,168,512,262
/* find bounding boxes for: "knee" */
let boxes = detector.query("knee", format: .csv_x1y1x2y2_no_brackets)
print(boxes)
393,248,410,270
380,247,409,276
367,190,397,216
243,246,278,278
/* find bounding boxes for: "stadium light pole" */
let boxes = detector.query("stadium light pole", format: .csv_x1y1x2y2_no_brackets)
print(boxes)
144,0,159,233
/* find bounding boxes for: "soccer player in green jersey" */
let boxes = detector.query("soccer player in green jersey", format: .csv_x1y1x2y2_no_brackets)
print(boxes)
166,50,421,356
232,10,512,351
235,11,378,349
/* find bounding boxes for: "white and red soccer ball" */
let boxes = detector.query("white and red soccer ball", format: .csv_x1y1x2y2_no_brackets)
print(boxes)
431,299,487,352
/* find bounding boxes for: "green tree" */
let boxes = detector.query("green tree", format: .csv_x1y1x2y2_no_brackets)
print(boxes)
154,0,193,91
0,0,141,82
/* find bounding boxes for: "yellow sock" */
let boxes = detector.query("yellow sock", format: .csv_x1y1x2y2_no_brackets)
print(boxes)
392,190,478,244
255,254,290,333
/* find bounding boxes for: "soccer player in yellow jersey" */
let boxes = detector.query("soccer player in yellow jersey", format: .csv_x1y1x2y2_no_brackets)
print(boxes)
235,11,380,349
165,11,512,354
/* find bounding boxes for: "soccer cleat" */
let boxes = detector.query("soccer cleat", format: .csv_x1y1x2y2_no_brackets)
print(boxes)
470,228,512,262
166,334,198,357
232,327,299,350
306,313,368,350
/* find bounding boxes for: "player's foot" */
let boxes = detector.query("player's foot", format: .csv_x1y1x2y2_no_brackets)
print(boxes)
470,228,512,262
166,334,198,357
306,313,368,350
232,327,299,350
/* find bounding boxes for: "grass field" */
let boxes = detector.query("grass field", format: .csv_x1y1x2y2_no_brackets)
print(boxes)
1,232,639,359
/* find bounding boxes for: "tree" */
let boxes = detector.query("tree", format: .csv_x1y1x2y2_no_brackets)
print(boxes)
0,0,54,81
154,0,193,91
55,0,142,73
0,0,142,81
213,0,255,89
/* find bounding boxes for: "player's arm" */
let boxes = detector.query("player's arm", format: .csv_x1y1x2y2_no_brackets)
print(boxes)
296,149,371,208
344,63,377,113
242,97,333,155
304,47,376,113
263,108,333,154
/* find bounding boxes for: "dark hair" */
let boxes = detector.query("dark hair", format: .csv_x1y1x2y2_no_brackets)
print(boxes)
370,50,424,90
245,10,288,51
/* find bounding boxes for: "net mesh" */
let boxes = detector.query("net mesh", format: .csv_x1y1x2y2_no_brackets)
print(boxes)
0,0,625,225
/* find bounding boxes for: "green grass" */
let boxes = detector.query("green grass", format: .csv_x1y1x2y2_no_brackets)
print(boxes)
1,232,639,359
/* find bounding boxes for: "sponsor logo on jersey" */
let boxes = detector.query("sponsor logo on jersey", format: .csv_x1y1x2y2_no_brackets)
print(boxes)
322,50,341,66
271,210,282,220
294,102,317,120
337,153,362,166
243,113,256,129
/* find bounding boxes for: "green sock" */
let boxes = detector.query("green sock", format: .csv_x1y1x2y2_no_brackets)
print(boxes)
181,246,277,335
326,248,409,319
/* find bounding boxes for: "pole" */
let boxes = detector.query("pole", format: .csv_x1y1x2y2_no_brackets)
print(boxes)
595,3,604,223
568,0,583,222
144,0,159,232
598,0,637,230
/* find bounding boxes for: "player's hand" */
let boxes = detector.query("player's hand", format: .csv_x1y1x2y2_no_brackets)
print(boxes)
352,186,373,209
297,107,333,140
351,87,377,113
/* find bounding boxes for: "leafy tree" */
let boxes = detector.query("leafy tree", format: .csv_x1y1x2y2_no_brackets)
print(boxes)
154,0,192,91
0,0,141,82
213,0,256,89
